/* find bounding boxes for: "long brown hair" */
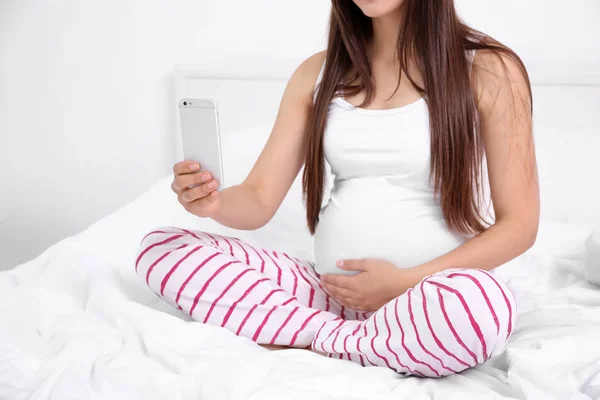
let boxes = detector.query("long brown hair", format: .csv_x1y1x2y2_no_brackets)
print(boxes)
302,0,532,235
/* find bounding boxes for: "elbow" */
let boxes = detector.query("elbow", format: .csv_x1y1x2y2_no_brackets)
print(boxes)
524,220,539,250
231,215,272,231
247,215,273,231
242,182,277,230
497,213,539,253
524,207,541,250
515,215,539,252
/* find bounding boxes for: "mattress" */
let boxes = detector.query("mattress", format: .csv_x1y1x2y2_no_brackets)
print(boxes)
1,171,600,399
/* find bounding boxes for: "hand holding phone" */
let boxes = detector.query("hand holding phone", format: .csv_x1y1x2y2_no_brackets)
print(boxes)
178,98,225,190
174,98,225,217
171,160,222,218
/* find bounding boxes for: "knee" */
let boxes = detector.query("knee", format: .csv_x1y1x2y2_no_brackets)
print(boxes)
460,269,517,337
137,226,175,251
468,269,517,359
135,226,194,273
418,269,517,369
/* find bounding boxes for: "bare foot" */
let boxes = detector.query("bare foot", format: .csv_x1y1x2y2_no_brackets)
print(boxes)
258,344,292,351
305,346,327,356
258,344,325,356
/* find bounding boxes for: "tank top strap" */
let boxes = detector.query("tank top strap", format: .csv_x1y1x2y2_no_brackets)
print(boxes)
313,58,326,105
466,31,487,75
467,48,477,74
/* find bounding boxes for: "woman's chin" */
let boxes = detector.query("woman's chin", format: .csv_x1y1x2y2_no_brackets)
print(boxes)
353,0,404,18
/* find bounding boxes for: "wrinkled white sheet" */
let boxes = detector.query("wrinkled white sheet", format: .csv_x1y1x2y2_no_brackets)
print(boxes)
1,176,600,400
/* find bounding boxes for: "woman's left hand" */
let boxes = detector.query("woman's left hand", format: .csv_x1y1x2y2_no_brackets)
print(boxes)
320,258,422,312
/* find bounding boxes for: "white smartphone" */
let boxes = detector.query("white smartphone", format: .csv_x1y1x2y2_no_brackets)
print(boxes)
178,98,225,190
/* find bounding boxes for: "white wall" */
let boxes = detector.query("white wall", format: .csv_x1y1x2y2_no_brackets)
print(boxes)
0,0,331,269
0,0,598,270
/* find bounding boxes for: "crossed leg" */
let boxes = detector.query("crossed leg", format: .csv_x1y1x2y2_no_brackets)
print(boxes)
135,227,516,377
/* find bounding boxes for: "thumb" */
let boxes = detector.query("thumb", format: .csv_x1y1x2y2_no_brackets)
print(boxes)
337,258,367,271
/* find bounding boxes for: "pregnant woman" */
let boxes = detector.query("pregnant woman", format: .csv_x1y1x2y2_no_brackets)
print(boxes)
135,0,538,377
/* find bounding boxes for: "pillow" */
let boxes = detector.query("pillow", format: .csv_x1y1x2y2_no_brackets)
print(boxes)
492,221,598,311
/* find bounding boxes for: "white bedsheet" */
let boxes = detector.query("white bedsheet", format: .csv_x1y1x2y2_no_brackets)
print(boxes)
1,175,600,400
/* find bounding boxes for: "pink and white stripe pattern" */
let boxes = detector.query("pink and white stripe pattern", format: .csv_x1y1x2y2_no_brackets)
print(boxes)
135,226,517,377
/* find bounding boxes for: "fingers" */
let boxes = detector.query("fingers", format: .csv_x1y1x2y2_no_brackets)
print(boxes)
321,273,354,289
323,284,369,312
321,273,372,311
172,161,221,217
343,303,370,313
172,171,214,193
323,282,354,299
321,277,357,306
179,181,219,203
178,189,219,214
173,161,201,176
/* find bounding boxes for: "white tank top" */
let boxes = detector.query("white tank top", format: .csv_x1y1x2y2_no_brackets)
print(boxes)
312,58,472,276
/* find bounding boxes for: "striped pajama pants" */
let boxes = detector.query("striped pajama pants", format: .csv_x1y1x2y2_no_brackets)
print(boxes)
135,226,517,377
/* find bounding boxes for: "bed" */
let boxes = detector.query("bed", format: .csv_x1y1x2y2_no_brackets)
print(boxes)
1,66,600,399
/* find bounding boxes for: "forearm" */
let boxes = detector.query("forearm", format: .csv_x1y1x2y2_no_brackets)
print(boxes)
210,183,272,230
404,219,538,286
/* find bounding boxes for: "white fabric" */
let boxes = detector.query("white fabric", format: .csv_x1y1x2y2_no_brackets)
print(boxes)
315,95,466,276
1,126,599,398
1,175,599,399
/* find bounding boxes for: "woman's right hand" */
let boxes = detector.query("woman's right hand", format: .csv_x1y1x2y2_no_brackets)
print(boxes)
171,161,222,218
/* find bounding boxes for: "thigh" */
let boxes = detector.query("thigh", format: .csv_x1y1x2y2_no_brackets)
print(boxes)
136,226,346,318
136,226,352,346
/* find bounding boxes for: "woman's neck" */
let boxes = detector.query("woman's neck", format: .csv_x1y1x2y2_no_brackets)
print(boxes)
369,6,405,62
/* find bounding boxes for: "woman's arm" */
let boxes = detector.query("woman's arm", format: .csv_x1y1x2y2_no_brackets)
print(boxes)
184,51,326,230
403,50,540,285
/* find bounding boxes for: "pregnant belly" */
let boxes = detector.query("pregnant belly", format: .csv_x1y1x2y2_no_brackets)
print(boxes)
313,198,466,276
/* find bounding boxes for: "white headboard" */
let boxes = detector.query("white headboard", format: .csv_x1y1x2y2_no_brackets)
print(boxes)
173,71,287,158
173,66,600,153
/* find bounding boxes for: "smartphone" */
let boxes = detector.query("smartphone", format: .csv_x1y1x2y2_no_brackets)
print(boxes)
178,98,225,190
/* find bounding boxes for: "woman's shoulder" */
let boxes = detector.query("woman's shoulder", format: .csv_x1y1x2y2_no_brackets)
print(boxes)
293,50,327,88
472,48,525,78
469,43,531,113
285,50,327,105
300,50,327,73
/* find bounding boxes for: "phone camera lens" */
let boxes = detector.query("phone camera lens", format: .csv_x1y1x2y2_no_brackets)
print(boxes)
183,101,187,106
